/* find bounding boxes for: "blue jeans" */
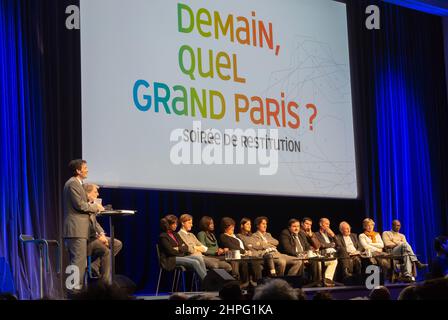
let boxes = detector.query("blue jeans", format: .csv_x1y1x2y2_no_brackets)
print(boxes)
175,255,207,279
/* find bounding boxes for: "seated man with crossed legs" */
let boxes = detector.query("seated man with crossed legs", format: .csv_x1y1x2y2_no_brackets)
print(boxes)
382,219,427,282
83,183,122,282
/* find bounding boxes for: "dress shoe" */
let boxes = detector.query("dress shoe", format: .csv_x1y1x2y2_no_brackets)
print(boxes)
249,280,258,287
89,268,100,279
400,275,415,283
324,278,335,287
415,261,428,269
231,273,240,281
240,282,250,289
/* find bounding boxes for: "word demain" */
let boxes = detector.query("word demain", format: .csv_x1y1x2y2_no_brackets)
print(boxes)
178,3,280,55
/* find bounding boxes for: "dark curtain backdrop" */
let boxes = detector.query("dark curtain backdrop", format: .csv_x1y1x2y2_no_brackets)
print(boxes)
347,0,448,267
1,0,447,299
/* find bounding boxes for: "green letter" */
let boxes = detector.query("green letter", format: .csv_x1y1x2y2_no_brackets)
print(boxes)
178,3,194,33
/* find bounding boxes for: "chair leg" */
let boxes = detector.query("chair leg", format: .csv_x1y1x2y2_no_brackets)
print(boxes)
38,245,44,299
191,272,196,292
84,268,89,289
156,269,162,296
88,256,93,278
172,269,178,293
181,271,186,292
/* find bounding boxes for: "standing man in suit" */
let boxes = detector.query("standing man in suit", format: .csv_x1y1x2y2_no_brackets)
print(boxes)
63,159,104,290
83,183,123,282
335,221,362,281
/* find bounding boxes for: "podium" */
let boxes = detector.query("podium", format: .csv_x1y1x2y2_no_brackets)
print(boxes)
97,210,136,283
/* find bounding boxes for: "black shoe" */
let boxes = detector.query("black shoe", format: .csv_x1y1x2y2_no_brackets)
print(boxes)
88,268,100,279
66,288,83,299
400,276,415,283
415,261,428,269
231,273,240,281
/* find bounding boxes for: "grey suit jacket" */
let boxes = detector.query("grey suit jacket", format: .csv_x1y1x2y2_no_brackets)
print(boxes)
89,214,105,239
252,231,279,249
63,177,99,238
237,231,278,257
237,232,266,257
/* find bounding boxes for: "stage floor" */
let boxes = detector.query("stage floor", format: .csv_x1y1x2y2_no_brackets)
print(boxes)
135,282,411,300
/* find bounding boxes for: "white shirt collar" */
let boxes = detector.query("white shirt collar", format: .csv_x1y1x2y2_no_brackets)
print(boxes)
179,228,189,235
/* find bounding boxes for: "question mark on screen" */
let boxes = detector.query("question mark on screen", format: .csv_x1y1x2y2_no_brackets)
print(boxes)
306,104,317,131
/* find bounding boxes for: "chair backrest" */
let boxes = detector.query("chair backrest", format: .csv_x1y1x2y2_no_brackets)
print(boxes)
155,244,162,268
19,234,35,242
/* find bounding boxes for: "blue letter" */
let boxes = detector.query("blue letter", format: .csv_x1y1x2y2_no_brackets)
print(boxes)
133,80,151,111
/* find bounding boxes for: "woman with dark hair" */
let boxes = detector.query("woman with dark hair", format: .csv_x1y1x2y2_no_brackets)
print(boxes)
158,214,207,280
219,217,250,287
197,216,226,257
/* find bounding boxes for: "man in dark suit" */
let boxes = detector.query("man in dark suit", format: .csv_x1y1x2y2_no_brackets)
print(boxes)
335,221,362,281
63,159,104,290
279,218,319,282
299,217,321,250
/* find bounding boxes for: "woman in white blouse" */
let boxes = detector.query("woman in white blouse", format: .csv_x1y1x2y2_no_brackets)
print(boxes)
359,218,390,275
359,218,384,254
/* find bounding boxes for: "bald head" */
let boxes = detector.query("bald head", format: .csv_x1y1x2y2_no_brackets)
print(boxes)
392,220,401,232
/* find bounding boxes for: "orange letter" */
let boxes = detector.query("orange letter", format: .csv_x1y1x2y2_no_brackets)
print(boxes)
234,94,249,122
287,101,300,129
266,98,280,127
233,54,246,84
250,96,265,125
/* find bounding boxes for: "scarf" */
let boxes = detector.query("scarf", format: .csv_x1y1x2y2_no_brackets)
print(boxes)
364,231,378,243
206,231,216,243
167,231,178,245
